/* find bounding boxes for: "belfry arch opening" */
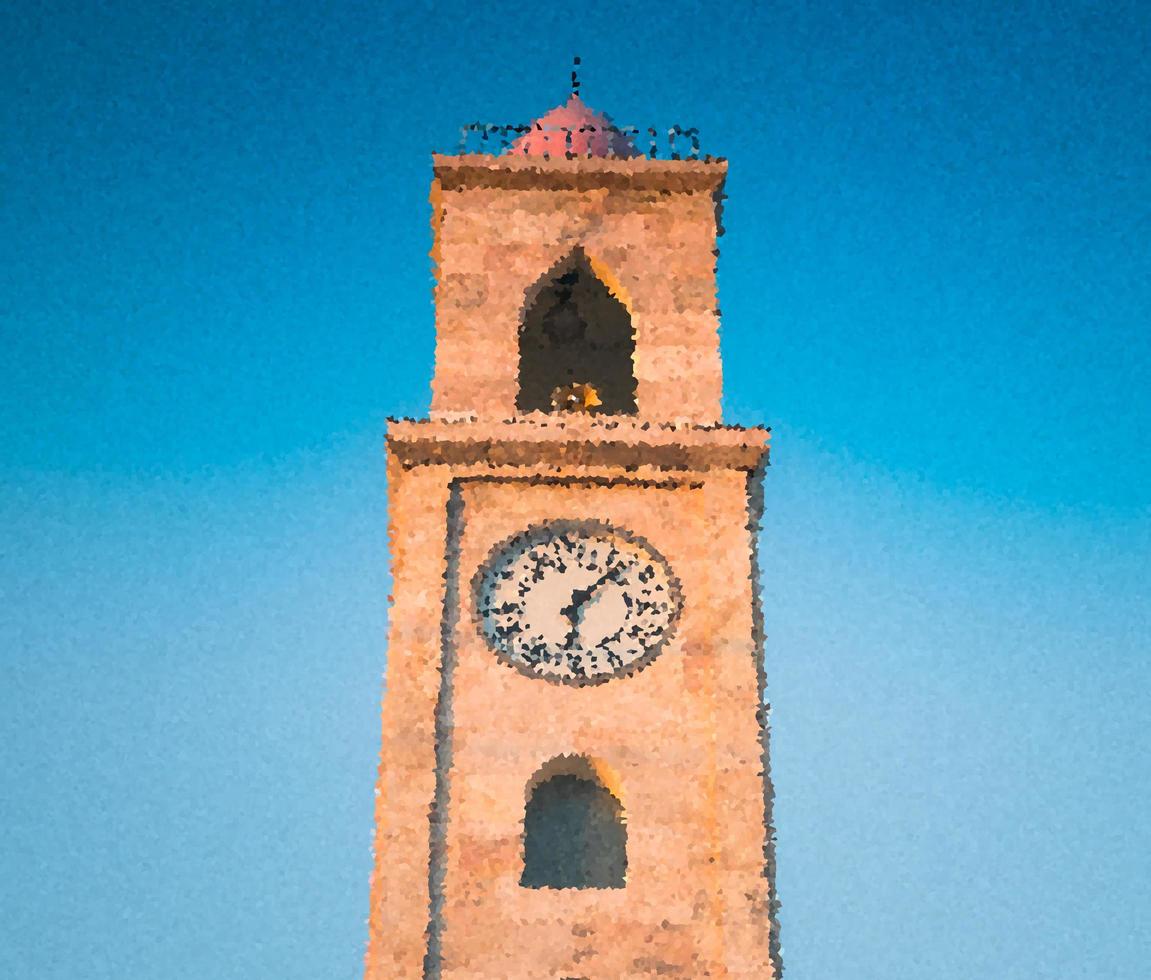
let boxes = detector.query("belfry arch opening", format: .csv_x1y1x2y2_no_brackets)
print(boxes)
521,755,627,889
517,248,638,415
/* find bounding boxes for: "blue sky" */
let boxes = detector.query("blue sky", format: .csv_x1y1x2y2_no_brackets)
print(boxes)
2,1,1149,977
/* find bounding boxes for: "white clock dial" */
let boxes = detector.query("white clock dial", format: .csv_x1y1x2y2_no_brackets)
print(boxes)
474,522,681,684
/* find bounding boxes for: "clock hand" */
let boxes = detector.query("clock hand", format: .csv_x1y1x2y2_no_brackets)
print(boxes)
586,561,629,595
559,589,587,650
560,562,626,624
560,611,581,650
559,561,632,648
559,588,591,650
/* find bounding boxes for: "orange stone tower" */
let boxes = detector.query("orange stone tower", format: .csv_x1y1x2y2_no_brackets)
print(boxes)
366,86,780,979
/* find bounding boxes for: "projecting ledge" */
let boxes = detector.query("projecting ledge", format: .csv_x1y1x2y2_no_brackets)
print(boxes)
385,416,770,473
432,154,726,193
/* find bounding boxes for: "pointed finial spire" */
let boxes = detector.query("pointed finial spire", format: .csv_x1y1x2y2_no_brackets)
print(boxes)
571,55,581,99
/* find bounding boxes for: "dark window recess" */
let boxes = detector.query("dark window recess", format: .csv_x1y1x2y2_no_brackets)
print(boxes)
521,774,627,889
517,249,638,415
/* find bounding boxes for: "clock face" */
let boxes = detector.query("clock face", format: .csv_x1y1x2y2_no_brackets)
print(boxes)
474,521,682,685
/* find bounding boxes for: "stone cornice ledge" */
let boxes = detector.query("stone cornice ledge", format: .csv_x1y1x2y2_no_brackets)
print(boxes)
386,417,770,473
431,154,726,192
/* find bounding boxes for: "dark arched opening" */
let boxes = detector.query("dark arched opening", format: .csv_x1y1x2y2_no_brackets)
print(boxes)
517,248,637,415
521,773,627,889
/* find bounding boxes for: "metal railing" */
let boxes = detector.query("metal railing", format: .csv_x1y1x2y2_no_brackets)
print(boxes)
454,123,707,160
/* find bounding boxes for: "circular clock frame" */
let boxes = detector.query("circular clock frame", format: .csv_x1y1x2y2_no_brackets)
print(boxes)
471,519,684,687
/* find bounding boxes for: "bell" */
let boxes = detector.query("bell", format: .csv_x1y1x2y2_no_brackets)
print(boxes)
550,382,603,413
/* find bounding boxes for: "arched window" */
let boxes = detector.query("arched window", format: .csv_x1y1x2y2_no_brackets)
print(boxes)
517,248,637,415
521,760,627,889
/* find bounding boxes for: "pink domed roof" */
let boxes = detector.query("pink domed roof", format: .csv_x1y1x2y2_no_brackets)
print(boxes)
508,95,640,159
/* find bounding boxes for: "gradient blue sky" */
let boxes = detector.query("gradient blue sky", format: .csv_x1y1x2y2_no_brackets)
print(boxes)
3,1,1149,977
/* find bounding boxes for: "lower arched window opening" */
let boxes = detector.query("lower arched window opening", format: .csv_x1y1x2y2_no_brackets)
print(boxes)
521,772,626,889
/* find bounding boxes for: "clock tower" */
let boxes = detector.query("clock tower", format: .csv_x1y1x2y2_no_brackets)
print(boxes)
366,89,780,979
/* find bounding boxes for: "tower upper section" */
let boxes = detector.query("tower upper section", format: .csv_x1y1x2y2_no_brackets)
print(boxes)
428,96,727,425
